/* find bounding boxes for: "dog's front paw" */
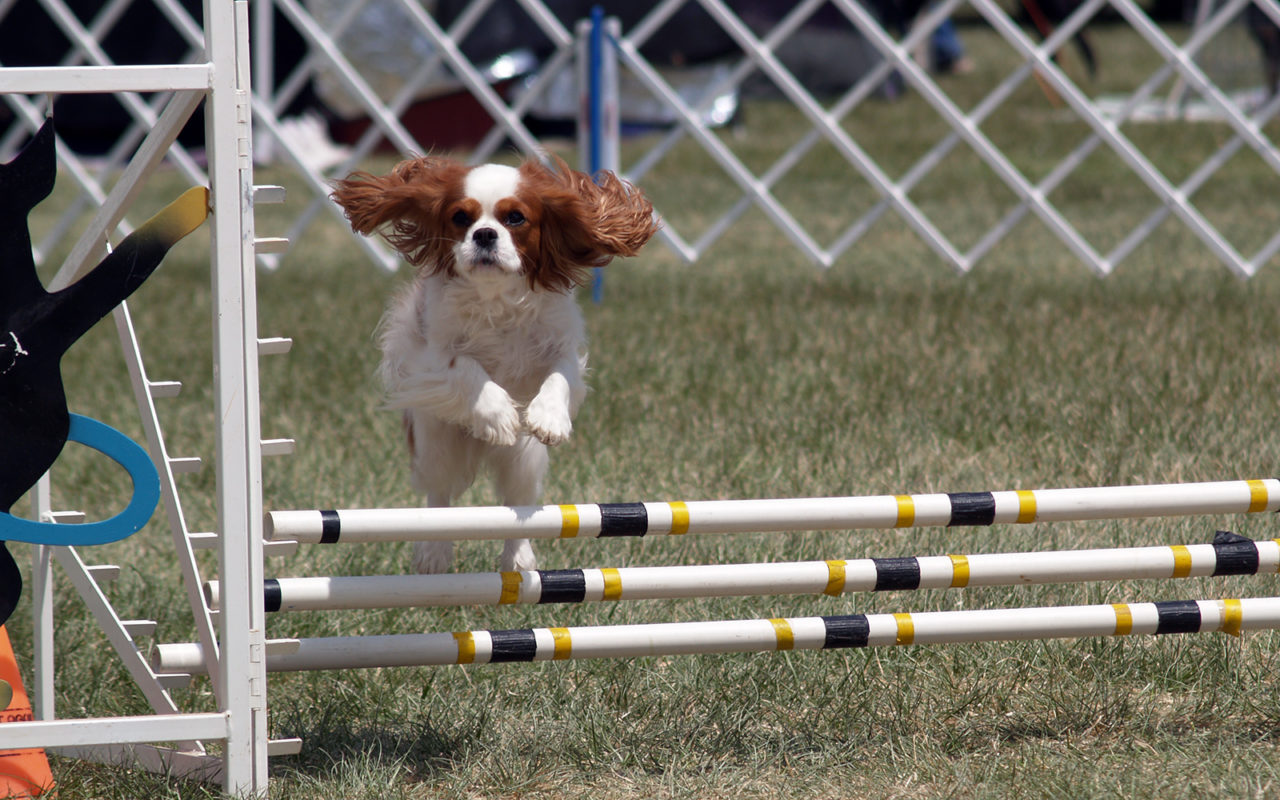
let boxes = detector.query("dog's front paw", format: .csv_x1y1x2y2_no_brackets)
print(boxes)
412,540,455,574
470,383,520,446
524,392,573,446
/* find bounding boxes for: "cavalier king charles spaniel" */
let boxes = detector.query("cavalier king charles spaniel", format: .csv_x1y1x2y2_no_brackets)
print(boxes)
331,155,658,573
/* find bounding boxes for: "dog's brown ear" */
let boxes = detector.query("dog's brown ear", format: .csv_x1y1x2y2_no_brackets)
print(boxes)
330,157,469,270
520,156,660,291
577,165,662,260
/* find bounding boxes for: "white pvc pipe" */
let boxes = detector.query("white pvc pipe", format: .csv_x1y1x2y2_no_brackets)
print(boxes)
153,596,1280,673
207,537,1280,612
264,479,1280,544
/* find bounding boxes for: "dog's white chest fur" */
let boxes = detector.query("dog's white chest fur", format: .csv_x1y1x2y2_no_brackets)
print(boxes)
423,275,586,402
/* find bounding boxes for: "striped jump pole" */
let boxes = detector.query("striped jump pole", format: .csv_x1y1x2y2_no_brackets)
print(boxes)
264,479,1279,545
206,531,1280,613
153,595,1280,674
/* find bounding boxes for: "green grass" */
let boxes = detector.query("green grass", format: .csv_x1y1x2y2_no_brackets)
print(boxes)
9,21,1280,800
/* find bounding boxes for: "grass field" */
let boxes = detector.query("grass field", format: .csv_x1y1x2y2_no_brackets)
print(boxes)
9,20,1280,800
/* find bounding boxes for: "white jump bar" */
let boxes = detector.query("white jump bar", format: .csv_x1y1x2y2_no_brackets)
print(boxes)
153,596,1280,674
207,535,1280,612
264,479,1280,544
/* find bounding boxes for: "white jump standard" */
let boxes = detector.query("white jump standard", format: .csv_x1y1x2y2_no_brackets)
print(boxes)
264,479,1280,544
154,595,1280,673
208,531,1280,612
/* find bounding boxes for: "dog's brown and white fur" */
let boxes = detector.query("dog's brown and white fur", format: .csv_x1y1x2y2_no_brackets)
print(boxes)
331,156,658,573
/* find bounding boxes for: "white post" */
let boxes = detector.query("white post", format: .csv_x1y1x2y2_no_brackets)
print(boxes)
30,477,54,721
204,0,268,795
575,17,590,173
253,0,274,163
600,17,621,177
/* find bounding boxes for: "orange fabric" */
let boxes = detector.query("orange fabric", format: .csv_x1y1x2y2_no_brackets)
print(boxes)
0,626,54,798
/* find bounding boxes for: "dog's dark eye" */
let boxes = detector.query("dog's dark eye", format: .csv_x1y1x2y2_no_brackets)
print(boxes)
504,210,526,227
451,210,472,228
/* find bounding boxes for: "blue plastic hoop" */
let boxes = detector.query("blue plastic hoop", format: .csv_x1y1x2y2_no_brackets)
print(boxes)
0,414,160,546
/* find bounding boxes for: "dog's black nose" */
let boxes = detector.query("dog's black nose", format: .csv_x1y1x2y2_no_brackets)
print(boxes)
473,227,498,248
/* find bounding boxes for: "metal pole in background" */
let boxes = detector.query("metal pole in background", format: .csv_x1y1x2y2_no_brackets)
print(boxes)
583,6,619,303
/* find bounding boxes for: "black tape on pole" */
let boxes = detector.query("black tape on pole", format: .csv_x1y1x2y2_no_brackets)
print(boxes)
1211,530,1259,576
822,614,871,649
538,570,587,604
319,510,341,544
598,503,649,537
948,492,997,526
872,557,922,591
1154,600,1203,635
488,629,539,662
263,579,282,613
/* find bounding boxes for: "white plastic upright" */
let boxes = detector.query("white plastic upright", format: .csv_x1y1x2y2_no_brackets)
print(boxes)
204,0,269,795
0,0,268,796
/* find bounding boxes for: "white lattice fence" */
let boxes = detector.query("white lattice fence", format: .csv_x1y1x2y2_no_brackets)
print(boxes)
608,0,1280,275
5,0,1280,276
